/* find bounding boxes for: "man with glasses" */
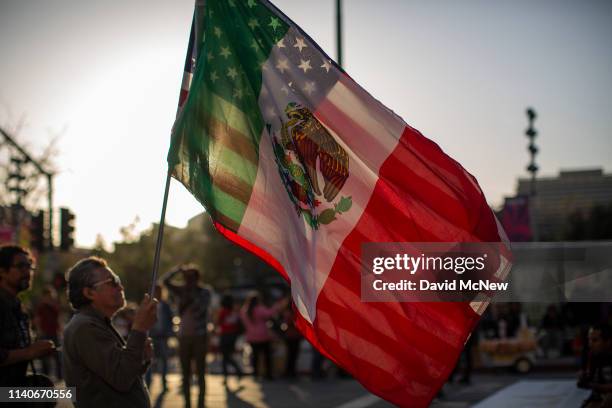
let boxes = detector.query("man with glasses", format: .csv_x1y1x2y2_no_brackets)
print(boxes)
63,256,157,407
0,245,56,386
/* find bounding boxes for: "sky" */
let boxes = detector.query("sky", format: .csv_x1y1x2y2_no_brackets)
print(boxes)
1,0,611,248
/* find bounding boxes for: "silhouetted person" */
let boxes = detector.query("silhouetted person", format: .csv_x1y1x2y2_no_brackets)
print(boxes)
34,285,62,380
0,245,55,387
162,265,212,408
145,284,174,392
63,257,157,408
578,324,612,407
240,292,286,380
281,299,302,378
449,327,478,385
539,304,564,358
113,302,137,339
216,293,243,383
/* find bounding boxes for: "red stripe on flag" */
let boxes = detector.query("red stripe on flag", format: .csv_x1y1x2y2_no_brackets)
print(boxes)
178,88,189,108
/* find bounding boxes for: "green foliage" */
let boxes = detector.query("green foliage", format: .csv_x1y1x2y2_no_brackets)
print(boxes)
335,196,352,213
106,213,279,302
317,208,337,225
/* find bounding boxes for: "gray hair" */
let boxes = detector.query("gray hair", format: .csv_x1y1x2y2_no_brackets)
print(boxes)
65,256,108,310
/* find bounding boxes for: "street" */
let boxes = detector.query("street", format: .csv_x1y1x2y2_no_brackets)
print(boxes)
137,370,584,408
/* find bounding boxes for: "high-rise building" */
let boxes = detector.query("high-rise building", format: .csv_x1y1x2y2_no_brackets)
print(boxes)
515,168,612,240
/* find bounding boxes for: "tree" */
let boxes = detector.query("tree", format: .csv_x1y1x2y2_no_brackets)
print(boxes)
107,213,280,302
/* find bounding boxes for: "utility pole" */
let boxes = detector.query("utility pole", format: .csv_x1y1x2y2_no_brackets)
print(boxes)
336,0,343,68
7,156,27,207
525,108,539,241
0,127,55,249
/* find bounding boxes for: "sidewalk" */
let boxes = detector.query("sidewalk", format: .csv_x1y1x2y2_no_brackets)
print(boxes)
146,374,395,408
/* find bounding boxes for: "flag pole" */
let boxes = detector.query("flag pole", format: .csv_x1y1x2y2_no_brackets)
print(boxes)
149,168,172,295
148,11,197,295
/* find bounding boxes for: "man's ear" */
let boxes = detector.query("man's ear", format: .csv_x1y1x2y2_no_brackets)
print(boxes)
83,287,96,301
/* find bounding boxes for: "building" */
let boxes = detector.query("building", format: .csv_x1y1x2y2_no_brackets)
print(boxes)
515,168,612,240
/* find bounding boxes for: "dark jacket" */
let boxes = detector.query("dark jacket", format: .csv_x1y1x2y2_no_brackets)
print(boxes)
0,287,31,385
63,306,150,407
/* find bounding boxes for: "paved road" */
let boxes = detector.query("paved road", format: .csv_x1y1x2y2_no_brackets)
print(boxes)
144,371,578,408
54,370,579,407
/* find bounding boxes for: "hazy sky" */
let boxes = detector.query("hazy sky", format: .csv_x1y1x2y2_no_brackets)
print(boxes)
1,0,611,248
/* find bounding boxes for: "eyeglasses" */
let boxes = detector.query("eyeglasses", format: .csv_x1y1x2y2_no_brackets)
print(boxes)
91,275,122,289
11,262,36,271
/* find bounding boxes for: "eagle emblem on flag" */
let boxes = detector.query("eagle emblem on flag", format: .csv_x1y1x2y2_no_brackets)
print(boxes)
270,102,352,229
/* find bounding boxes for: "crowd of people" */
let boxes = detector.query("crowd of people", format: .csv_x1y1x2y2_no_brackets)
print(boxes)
2,243,611,407
0,244,313,408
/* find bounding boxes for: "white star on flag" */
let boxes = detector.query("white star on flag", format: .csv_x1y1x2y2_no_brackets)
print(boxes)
248,18,259,30
269,17,281,31
294,37,307,52
298,59,312,73
213,27,222,38
320,59,331,73
276,58,290,73
227,67,238,79
303,81,316,95
220,46,231,59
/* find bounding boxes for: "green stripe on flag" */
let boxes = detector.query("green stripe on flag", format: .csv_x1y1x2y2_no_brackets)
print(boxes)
203,109,258,166
207,91,257,142
209,183,247,226
210,147,258,188
168,0,290,231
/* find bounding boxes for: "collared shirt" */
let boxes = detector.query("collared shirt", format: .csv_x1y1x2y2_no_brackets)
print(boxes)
63,306,150,408
0,287,32,386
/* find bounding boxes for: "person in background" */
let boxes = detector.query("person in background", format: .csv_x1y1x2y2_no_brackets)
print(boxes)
241,291,287,380
113,302,137,340
0,245,55,387
162,264,212,408
34,285,63,380
145,284,174,392
539,304,565,358
578,323,612,408
216,293,243,383
63,256,157,408
281,297,302,378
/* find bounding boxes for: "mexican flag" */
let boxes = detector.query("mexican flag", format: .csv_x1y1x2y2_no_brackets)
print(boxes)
168,1,510,406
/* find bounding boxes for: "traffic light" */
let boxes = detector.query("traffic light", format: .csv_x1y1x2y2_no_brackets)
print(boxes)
60,207,75,251
30,211,45,252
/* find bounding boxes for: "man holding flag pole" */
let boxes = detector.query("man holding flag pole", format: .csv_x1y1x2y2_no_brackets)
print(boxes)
149,0,511,406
